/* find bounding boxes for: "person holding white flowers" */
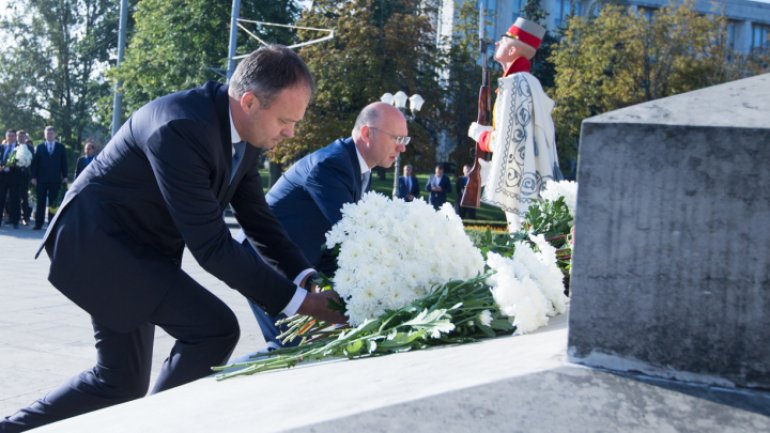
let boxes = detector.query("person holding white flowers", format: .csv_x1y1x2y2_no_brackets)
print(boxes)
467,17,563,232
235,101,409,351
0,130,27,229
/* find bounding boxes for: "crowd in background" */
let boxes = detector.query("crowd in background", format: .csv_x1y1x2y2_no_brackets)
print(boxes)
0,127,95,230
397,162,476,219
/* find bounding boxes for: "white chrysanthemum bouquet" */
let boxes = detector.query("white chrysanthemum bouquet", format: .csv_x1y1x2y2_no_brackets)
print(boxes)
326,192,485,325
216,186,576,379
6,145,33,168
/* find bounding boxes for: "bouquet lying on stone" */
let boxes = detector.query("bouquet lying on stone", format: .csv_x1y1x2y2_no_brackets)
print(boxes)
215,182,577,380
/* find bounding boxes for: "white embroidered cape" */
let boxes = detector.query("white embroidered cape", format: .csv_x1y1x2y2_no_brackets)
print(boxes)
482,72,560,218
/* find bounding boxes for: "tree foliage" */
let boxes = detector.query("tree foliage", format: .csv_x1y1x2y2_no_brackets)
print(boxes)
551,0,770,172
269,0,445,172
444,0,485,171
110,0,299,120
0,0,117,150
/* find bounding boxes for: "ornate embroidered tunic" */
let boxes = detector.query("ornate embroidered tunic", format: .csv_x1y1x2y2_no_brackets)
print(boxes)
478,58,561,226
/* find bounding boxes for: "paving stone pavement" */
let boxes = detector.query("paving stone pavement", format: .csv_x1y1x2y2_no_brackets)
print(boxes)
0,221,265,419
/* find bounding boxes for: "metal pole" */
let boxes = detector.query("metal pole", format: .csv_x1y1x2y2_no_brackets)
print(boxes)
226,0,241,81
111,0,128,136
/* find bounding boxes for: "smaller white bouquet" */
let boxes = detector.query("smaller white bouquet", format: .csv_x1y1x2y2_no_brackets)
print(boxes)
6,145,33,168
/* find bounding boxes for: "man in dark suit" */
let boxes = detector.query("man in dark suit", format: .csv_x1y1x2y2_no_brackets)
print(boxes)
426,163,451,210
74,139,96,178
455,164,476,219
397,163,420,202
0,130,24,228
0,45,345,433
30,126,68,229
236,101,408,350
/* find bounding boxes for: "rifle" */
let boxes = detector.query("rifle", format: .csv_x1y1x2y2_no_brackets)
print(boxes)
460,4,491,210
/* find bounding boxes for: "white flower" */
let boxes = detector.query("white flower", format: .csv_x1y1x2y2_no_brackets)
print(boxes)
485,233,569,334
326,192,485,326
478,310,492,327
541,180,577,218
8,145,32,168
486,252,550,334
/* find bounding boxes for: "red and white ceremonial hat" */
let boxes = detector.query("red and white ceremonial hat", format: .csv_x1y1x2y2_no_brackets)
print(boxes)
505,17,546,49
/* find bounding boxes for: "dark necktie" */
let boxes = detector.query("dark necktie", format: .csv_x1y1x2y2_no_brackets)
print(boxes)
231,141,245,182
361,171,370,195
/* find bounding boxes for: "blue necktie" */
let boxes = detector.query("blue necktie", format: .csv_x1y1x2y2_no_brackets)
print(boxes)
231,141,245,182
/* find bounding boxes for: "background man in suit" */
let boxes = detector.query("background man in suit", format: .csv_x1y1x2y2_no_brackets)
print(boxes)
30,126,68,230
16,130,35,225
0,45,345,433
397,163,420,202
236,101,408,350
0,130,23,228
74,139,96,178
426,163,451,210
455,164,476,219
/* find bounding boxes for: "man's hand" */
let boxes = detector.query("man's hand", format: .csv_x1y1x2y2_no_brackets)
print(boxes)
31,178,37,186
468,122,493,142
297,291,347,324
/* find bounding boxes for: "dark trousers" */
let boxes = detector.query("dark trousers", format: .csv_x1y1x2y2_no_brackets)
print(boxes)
20,175,31,222
34,182,62,227
0,272,240,432
0,173,21,226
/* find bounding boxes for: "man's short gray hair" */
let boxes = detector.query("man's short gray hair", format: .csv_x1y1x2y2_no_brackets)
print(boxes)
228,45,315,107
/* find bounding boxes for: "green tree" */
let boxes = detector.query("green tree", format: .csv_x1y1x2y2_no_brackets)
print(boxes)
0,0,118,150
522,0,556,90
270,0,445,173
110,0,299,120
550,0,769,176
444,0,485,171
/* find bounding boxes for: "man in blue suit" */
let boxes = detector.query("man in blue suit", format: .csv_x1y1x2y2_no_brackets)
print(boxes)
0,46,345,433
237,101,409,350
426,163,451,210
29,126,68,229
397,163,420,202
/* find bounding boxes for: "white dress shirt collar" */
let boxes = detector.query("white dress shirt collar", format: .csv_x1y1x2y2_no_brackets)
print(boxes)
354,145,370,176
228,108,241,144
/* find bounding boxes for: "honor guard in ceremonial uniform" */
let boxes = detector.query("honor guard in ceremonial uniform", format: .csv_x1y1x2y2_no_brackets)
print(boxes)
467,17,562,231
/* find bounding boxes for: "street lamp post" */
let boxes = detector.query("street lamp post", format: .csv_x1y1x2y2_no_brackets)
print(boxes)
380,91,424,197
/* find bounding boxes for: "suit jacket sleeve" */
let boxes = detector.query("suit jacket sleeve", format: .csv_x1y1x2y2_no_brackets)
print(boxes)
304,157,356,226
233,163,313,282
30,145,40,178
411,176,420,197
396,177,405,198
442,176,451,193
146,119,303,315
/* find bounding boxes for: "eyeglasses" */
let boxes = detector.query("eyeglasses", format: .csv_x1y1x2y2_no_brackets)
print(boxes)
369,126,411,146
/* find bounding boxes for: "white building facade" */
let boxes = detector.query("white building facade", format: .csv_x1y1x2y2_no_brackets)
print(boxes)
437,0,770,54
